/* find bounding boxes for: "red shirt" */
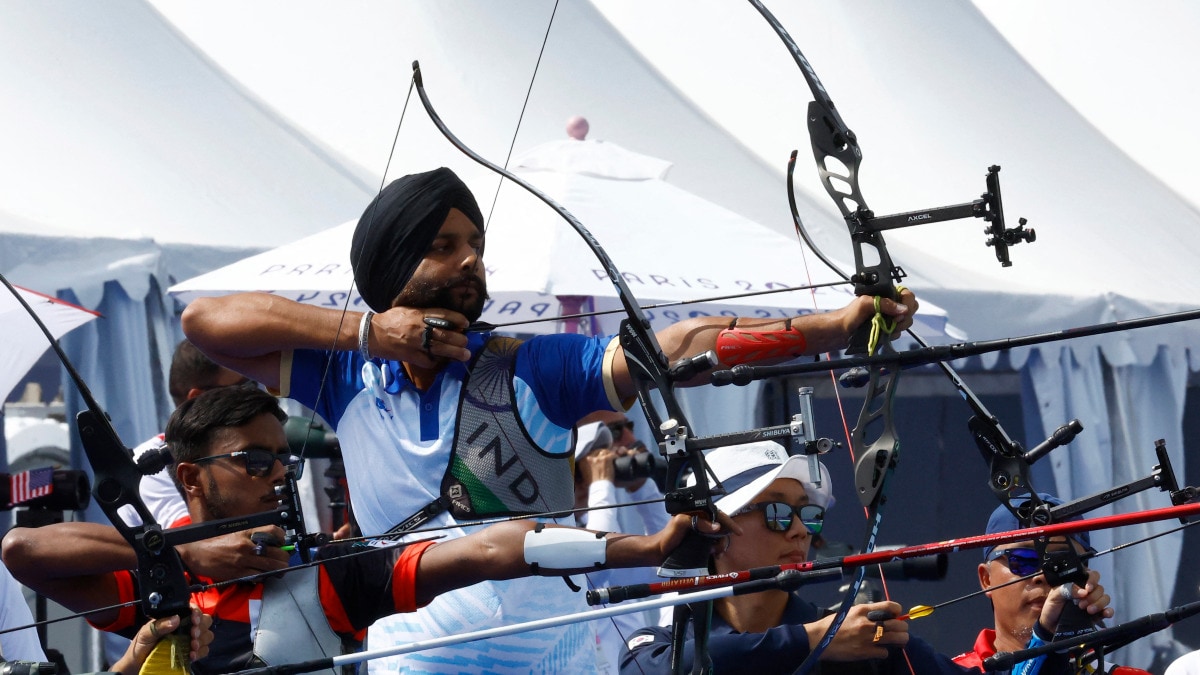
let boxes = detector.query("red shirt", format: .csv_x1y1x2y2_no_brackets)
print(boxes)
952,629,998,671
953,628,1150,674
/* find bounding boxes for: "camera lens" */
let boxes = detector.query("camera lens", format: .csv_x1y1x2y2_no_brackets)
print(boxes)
284,417,341,458
613,453,655,482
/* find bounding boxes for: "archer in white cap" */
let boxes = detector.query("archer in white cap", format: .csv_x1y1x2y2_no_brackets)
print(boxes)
621,441,975,675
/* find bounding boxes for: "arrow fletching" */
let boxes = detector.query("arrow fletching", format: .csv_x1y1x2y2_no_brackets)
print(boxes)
903,604,935,620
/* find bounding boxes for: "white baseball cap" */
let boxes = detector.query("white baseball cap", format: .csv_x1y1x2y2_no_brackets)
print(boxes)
686,440,834,515
574,421,613,461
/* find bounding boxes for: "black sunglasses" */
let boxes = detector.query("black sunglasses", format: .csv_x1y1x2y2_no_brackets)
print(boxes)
192,449,303,479
733,501,825,534
605,420,635,436
987,547,1044,577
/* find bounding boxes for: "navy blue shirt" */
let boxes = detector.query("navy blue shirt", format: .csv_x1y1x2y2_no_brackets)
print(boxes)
620,592,978,675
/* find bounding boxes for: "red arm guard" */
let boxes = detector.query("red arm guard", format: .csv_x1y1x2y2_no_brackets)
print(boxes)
714,319,807,365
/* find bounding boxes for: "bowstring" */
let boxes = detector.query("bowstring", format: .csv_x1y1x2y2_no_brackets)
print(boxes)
474,280,852,333
480,0,561,235
289,74,417,528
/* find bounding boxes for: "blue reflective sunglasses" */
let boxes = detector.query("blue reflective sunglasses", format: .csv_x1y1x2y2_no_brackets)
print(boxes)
734,502,825,534
987,547,1043,576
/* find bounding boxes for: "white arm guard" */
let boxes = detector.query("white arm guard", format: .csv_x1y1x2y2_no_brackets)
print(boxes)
523,524,608,574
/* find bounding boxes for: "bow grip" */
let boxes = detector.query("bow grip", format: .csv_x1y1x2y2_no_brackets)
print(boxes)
866,609,896,622
845,284,901,356
657,479,720,578
655,529,714,579
845,318,874,356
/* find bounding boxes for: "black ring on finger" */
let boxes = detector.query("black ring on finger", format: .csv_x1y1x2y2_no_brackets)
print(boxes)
421,325,435,353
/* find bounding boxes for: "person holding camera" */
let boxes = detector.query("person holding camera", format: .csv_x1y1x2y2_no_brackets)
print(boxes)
575,412,673,674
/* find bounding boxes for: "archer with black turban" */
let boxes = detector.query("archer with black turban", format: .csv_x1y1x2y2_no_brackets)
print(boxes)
181,165,917,672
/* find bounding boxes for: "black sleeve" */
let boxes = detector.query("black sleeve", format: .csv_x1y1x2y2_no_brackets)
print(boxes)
315,541,409,632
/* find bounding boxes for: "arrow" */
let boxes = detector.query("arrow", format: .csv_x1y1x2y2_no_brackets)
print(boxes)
588,499,1200,605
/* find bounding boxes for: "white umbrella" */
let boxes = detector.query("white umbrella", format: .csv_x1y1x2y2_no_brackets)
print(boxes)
170,136,953,337
1,284,100,402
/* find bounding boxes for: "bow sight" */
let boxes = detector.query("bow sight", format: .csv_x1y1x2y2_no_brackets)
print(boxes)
847,165,1035,270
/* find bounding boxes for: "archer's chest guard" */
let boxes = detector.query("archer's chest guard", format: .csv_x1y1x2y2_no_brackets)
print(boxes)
442,336,574,518
252,566,345,674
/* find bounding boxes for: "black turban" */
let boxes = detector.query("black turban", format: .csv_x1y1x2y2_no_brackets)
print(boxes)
350,167,485,312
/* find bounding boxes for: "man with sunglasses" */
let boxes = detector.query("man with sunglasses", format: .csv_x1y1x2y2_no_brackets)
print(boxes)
954,497,1146,674
122,339,259,530
106,339,273,667
622,441,975,674
2,386,707,674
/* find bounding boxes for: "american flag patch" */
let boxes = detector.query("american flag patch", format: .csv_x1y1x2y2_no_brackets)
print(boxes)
8,467,53,506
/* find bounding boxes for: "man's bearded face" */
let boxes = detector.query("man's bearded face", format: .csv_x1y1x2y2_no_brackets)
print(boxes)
394,270,488,322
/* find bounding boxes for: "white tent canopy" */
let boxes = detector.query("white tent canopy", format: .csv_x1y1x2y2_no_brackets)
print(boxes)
1,4,373,662
0,1,374,249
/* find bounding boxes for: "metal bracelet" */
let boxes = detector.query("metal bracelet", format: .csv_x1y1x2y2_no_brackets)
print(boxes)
358,310,375,361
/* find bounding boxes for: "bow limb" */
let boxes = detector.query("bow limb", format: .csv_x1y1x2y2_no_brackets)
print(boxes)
412,61,721,674
410,59,715,512
410,63,674,410
745,4,902,672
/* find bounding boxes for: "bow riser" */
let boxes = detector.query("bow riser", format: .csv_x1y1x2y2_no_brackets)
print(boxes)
76,409,192,619
850,363,900,508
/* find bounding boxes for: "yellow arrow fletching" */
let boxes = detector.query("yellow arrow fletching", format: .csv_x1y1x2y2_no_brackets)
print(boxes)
904,605,935,620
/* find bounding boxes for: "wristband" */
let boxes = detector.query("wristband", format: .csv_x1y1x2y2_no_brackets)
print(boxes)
358,311,375,361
